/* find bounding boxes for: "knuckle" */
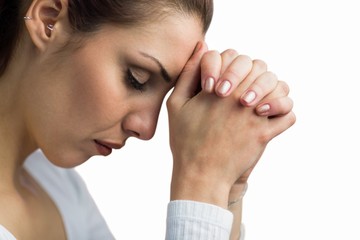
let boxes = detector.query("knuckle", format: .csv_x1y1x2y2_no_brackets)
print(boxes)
236,54,252,65
276,99,288,112
236,55,253,72
221,49,239,58
264,71,278,80
274,98,294,116
201,50,220,71
288,111,297,125
203,50,220,58
278,81,290,95
258,129,272,143
259,71,278,87
252,59,268,72
225,67,241,80
288,98,294,110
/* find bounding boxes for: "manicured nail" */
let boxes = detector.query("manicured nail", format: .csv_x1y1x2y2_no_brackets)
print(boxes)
243,91,256,104
257,104,270,114
205,77,215,92
218,80,231,95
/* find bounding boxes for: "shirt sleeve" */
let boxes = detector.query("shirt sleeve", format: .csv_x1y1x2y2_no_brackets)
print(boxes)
0,225,16,240
166,200,233,240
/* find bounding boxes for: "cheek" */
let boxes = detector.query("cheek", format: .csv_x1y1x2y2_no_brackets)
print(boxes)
67,64,128,130
32,72,128,167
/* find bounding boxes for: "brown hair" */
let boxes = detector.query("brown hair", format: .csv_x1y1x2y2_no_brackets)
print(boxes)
0,1,24,76
0,0,213,76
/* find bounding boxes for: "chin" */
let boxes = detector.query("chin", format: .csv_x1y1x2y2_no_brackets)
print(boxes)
42,148,90,168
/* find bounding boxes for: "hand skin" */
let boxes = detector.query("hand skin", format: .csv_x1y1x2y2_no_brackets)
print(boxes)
201,46,295,238
219,55,294,238
167,42,296,210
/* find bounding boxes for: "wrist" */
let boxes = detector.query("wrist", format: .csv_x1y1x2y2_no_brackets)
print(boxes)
170,168,231,209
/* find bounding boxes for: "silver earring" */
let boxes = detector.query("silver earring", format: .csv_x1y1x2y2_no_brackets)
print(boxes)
24,16,33,20
47,24,54,31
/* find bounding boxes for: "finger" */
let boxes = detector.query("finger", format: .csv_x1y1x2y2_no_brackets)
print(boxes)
220,49,239,75
266,111,296,140
256,96,294,117
167,41,208,109
240,71,278,107
269,80,290,96
215,54,253,97
232,59,267,97
200,50,222,93
254,80,291,116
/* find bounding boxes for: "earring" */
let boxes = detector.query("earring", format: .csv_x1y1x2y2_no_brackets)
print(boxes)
23,16,33,20
47,24,54,31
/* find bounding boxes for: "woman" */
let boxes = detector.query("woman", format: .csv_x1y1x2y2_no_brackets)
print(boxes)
0,0,295,239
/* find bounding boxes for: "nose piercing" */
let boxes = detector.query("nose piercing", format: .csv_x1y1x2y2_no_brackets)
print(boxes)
23,16,33,20
47,24,54,31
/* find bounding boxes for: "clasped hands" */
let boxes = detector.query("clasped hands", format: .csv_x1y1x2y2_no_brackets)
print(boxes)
167,42,296,209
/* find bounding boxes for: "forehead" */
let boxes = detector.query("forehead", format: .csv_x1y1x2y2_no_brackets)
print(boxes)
141,15,204,75
93,14,205,79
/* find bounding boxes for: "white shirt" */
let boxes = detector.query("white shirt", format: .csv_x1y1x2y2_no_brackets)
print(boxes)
0,150,239,240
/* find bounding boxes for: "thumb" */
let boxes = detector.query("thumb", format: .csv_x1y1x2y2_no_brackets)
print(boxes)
168,41,207,109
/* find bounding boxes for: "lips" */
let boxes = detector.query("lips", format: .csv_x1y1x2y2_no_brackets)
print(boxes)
94,140,123,156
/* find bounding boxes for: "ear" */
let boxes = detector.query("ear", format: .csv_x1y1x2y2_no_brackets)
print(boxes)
24,0,69,51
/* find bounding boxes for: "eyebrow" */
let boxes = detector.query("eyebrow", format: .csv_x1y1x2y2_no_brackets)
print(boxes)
139,52,172,83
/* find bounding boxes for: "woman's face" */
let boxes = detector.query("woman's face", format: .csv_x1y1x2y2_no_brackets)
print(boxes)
24,15,204,167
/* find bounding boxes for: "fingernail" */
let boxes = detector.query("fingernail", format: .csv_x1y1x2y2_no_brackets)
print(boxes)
243,91,256,104
218,80,231,95
257,104,270,114
205,77,215,92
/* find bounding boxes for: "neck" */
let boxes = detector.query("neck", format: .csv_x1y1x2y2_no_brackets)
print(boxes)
0,56,38,189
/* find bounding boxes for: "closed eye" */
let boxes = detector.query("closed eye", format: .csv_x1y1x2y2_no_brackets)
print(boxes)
126,69,145,92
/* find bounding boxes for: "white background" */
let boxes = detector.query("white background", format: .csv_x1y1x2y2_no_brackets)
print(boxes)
76,0,360,239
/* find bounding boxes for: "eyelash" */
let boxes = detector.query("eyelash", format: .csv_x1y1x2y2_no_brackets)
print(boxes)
126,69,145,92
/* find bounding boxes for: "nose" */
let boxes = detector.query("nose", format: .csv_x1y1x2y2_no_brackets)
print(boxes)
122,103,162,140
